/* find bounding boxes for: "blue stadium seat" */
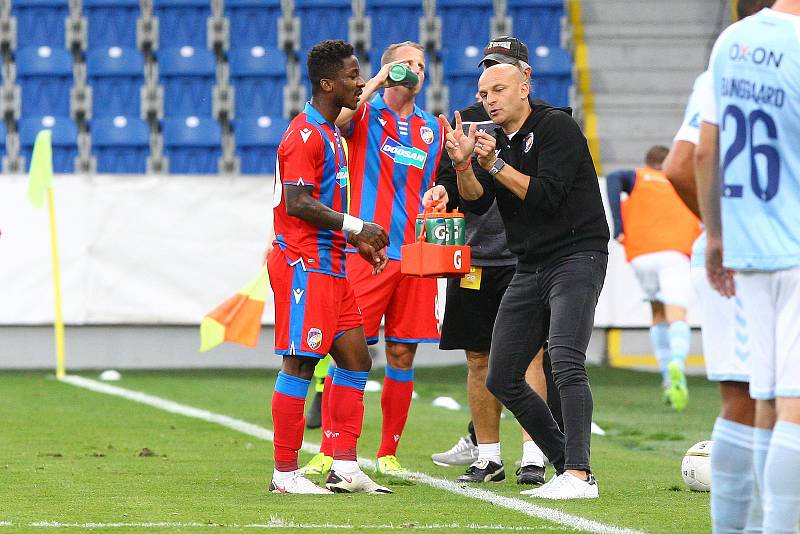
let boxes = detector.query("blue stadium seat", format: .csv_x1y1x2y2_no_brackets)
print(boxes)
295,0,351,54
15,46,74,117
91,116,150,173
0,121,6,161
87,47,145,118
365,0,422,61
84,0,140,48
234,115,288,174
442,44,483,111
225,0,281,49
153,0,210,48
19,116,78,173
437,0,491,53
11,0,68,49
507,0,563,48
229,46,286,119
158,46,216,117
531,45,571,106
162,116,221,174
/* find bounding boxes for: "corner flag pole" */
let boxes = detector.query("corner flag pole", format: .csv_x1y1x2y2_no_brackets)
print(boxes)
27,130,65,380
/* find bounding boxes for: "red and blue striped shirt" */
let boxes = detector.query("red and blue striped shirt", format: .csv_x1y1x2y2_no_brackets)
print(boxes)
345,94,445,260
274,102,349,277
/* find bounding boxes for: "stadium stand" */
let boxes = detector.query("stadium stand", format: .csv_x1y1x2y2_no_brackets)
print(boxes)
84,0,141,49
365,0,423,62
225,0,281,49
158,46,216,118
437,0,492,51
86,46,145,118
442,44,484,111
295,0,352,54
15,46,73,117
91,115,150,173
0,120,6,162
530,45,571,106
507,0,563,48
234,115,288,175
11,0,68,49
228,46,286,119
153,0,210,48
162,115,221,174
19,115,78,173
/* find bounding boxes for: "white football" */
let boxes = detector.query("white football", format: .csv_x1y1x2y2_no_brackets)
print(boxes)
681,440,712,492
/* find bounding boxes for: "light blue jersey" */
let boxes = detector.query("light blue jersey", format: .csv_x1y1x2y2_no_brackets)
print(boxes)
703,9,800,271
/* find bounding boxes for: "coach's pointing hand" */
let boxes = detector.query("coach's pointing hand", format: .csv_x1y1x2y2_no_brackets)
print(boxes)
474,130,497,170
440,111,477,166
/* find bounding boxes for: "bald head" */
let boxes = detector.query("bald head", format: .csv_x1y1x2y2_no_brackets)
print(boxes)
478,64,531,132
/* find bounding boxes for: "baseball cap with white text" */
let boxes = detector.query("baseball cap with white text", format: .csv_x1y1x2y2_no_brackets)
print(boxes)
479,36,529,67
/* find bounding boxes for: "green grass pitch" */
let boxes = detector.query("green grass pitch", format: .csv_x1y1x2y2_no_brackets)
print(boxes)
1,366,717,533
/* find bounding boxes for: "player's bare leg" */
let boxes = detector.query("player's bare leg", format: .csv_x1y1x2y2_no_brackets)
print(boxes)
377,341,417,475
325,327,392,494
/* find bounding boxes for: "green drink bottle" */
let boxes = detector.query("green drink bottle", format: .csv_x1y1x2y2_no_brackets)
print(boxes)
388,64,419,89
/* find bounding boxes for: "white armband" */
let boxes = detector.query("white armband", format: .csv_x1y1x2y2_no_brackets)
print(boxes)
342,214,364,235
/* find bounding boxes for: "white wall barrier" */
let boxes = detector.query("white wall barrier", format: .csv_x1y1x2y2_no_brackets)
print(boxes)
0,175,699,327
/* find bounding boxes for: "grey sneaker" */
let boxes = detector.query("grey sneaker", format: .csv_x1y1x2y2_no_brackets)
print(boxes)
431,435,478,466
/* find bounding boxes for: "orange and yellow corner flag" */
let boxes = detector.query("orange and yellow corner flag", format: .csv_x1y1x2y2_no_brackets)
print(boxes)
200,264,269,352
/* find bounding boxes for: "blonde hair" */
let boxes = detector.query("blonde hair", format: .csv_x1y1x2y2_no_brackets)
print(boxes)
381,41,425,66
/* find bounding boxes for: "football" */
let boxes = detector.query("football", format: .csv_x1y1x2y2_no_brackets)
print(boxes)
681,440,712,492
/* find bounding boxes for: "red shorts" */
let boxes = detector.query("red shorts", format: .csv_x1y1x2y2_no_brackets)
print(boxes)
268,248,362,358
345,254,440,345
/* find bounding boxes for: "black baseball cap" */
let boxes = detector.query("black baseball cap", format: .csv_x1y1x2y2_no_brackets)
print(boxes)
479,36,529,67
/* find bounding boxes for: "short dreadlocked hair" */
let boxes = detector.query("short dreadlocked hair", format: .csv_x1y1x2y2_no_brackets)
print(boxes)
307,40,355,95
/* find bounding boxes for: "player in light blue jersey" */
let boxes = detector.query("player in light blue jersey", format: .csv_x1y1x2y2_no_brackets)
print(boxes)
696,3,800,531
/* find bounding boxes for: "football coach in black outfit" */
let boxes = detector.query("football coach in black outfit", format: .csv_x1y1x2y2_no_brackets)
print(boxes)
440,60,609,500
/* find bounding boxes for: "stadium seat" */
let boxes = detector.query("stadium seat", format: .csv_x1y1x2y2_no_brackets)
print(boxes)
15,46,74,117
0,121,6,162
87,47,145,118
295,0,351,54
234,115,288,174
507,0,563,48
11,0,68,49
91,116,150,173
158,46,216,118
229,46,286,119
153,0,210,48
162,116,221,174
18,115,78,173
365,0,422,61
437,0,491,53
442,44,484,111
225,0,281,49
84,0,141,49
531,46,572,106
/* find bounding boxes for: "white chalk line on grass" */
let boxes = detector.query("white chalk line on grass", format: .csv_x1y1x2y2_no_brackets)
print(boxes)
61,375,643,534
1,523,561,532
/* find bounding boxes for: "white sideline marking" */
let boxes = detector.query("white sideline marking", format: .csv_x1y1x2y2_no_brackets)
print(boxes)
8,520,567,530
61,375,643,534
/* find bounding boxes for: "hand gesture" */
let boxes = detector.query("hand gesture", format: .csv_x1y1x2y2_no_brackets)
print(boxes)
705,236,735,297
439,111,476,166
423,185,449,212
473,130,497,171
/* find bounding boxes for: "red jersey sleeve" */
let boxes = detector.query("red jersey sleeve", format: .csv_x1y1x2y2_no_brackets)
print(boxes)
279,126,323,186
344,102,370,140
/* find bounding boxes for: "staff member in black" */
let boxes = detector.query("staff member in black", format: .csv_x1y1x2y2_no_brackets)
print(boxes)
440,62,609,499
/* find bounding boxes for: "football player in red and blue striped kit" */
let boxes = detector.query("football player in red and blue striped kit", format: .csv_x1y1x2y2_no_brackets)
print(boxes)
308,42,447,476
267,39,393,495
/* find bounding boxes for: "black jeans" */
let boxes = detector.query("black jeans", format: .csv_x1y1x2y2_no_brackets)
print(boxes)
486,251,607,473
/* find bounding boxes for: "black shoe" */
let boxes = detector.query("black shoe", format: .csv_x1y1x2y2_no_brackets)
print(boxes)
305,392,322,429
516,464,546,485
455,459,505,483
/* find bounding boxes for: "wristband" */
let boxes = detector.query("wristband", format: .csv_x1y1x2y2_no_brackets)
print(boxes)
453,159,471,173
342,214,364,235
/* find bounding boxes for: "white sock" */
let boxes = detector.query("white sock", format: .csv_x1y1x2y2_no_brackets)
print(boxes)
272,468,299,481
710,418,755,533
763,421,800,533
477,442,501,463
521,440,545,467
331,460,360,474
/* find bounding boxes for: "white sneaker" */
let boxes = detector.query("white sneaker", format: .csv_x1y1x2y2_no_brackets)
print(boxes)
520,473,559,495
325,469,394,494
269,471,332,494
523,472,598,500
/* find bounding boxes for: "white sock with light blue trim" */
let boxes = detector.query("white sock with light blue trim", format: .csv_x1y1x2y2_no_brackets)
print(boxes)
668,320,691,370
763,421,800,533
649,323,671,384
711,418,755,533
